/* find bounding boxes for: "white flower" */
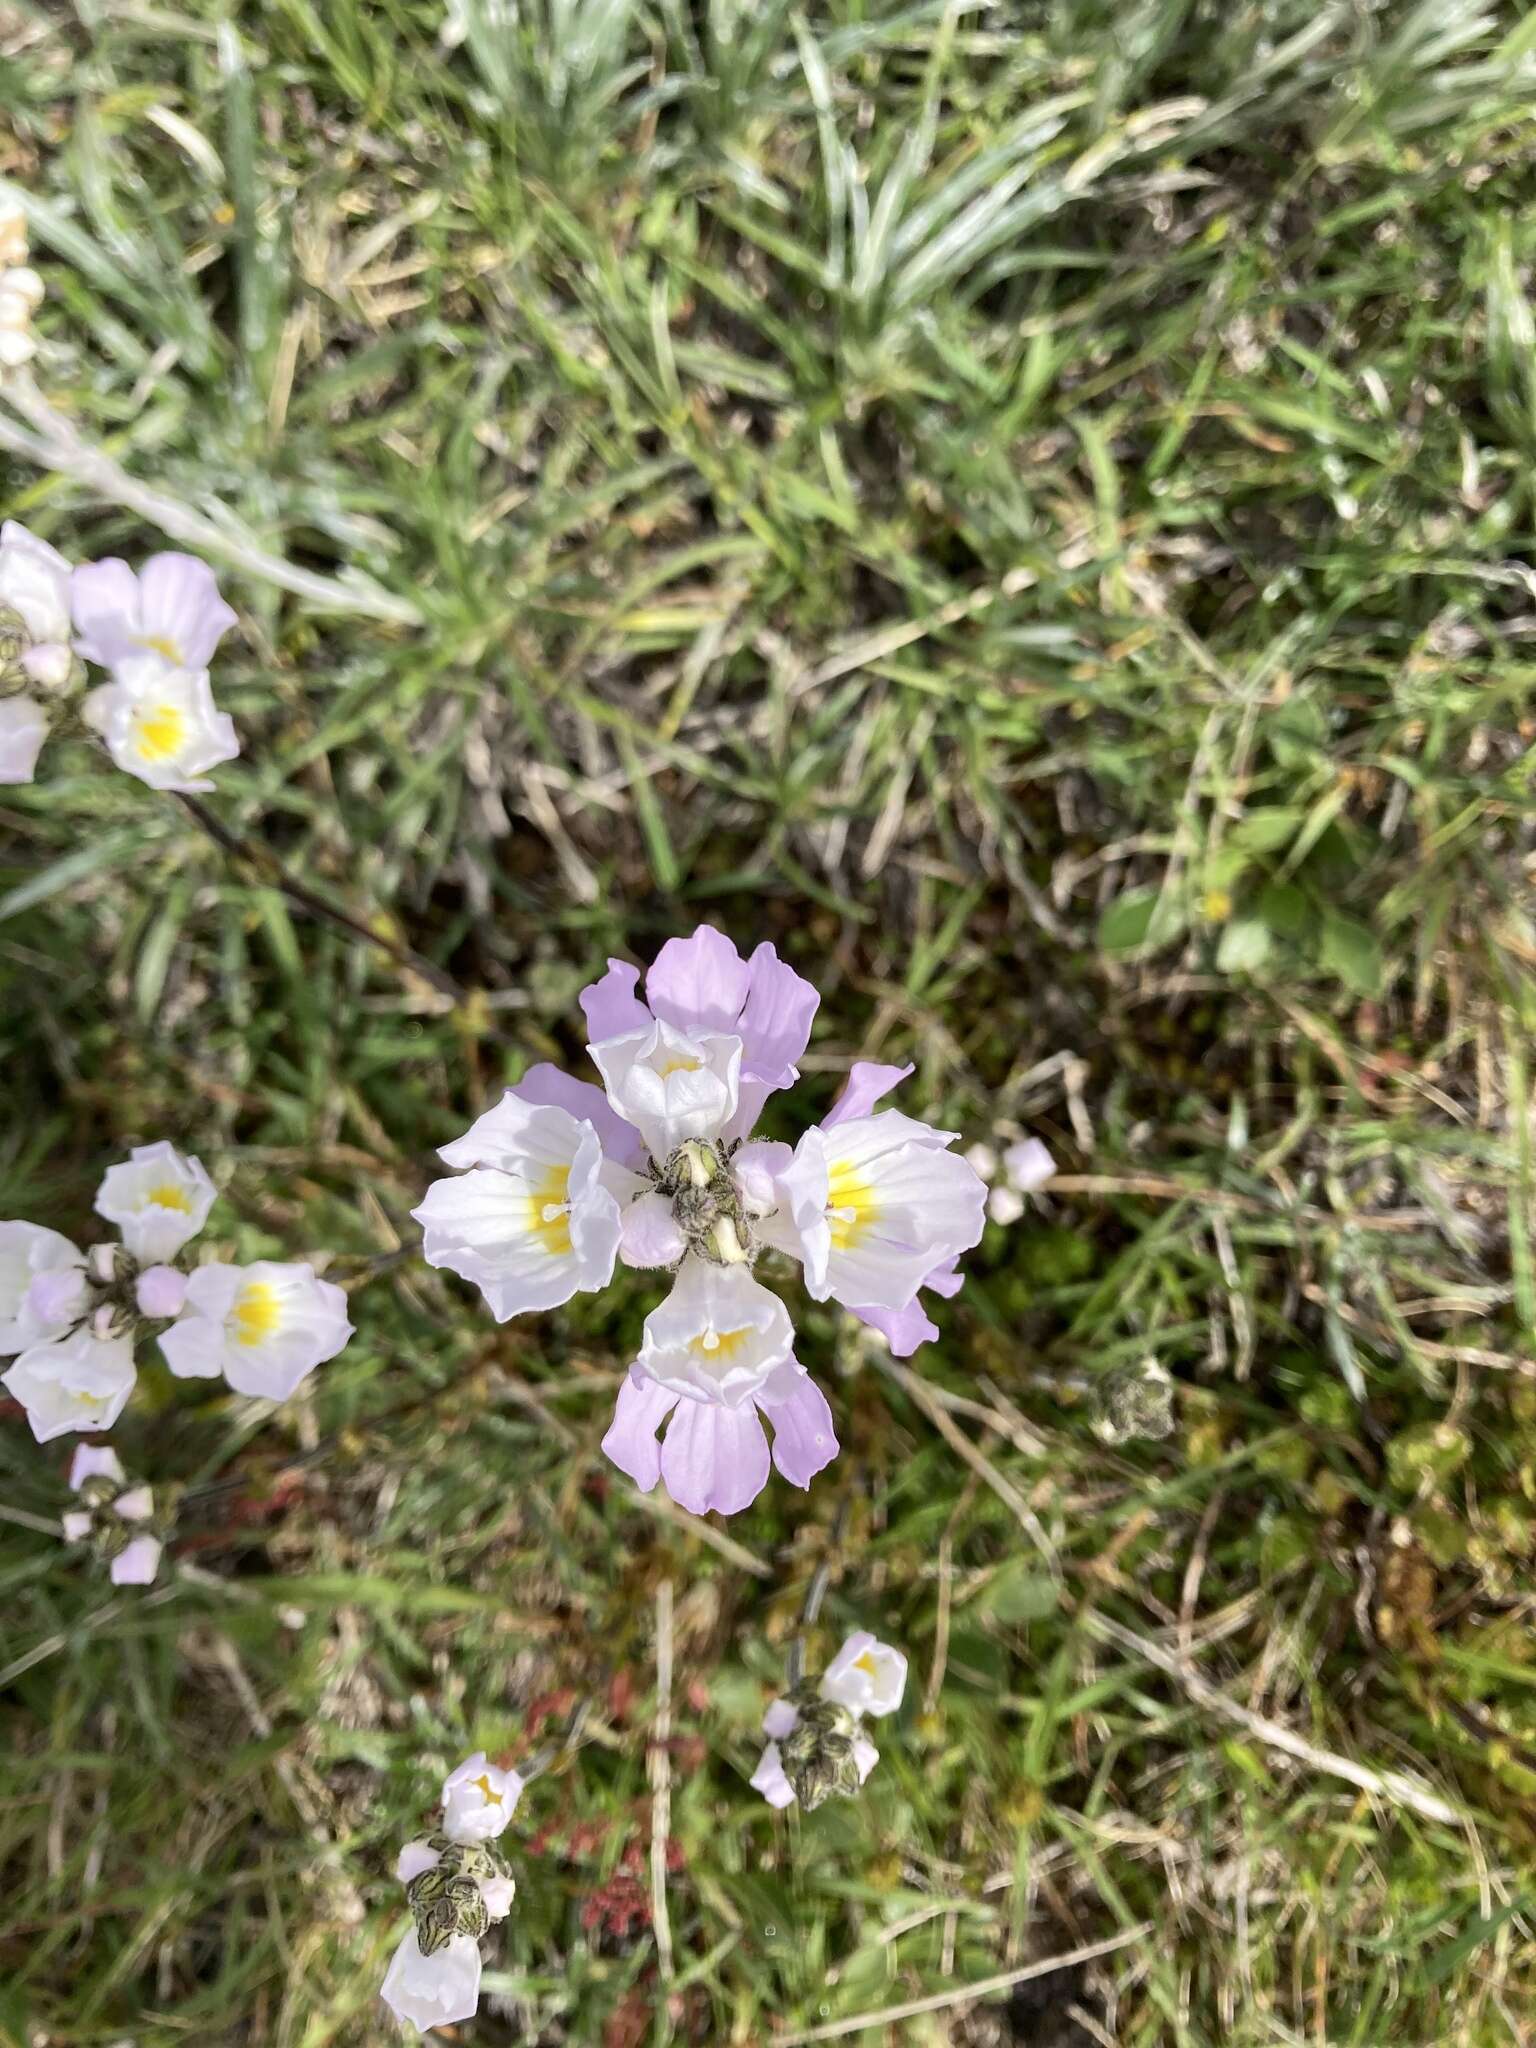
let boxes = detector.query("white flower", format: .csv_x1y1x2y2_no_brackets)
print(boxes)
414,1092,630,1321
110,1530,163,1585
441,1751,523,1844
1002,1138,1056,1193
749,1742,797,1809
0,1220,83,1353
821,1631,907,1718
0,696,47,783
380,1929,481,2034
775,1110,987,1312
589,1018,742,1162
749,1716,880,1813
71,552,238,674
1,1326,136,1441
81,656,239,791
636,1257,794,1408
94,1142,216,1262
158,1261,352,1400
0,521,72,687
479,1873,516,1921
988,1185,1025,1226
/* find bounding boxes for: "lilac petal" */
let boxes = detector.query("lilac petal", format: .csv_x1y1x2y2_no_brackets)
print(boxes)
659,1397,771,1516
647,925,751,1038
822,1060,914,1129
139,553,238,667
512,1061,646,1168
739,942,819,1082
850,1297,940,1357
924,1259,963,1300
70,558,142,667
580,958,651,1045
757,1367,839,1488
601,1372,680,1493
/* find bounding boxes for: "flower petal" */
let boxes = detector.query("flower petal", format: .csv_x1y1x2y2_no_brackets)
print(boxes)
579,957,651,1043
822,1060,914,1129
511,1061,647,1168
601,1371,680,1493
646,925,751,1038
757,1367,839,1489
658,1397,771,1516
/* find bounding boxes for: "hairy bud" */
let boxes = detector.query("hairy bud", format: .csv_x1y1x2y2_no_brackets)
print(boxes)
778,1686,863,1811
1094,1359,1176,1445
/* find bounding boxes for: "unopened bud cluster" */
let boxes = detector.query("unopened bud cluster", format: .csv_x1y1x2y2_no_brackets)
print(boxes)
1094,1358,1176,1445
751,1630,908,1812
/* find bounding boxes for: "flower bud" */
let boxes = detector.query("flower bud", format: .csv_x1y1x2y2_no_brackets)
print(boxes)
1094,1359,1176,1445
777,1689,864,1812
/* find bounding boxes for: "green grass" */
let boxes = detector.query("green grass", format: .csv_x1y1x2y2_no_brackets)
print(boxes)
4,0,1536,2040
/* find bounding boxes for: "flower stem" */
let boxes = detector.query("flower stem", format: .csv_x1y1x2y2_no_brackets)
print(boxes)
175,791,464,1004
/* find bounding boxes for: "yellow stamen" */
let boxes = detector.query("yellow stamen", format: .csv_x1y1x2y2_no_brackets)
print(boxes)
688,1325,753,1364
232,1281,282,1346
145,1181,193,1214
826,1160,880,1251
134,702,187,763
525,1165,571,1255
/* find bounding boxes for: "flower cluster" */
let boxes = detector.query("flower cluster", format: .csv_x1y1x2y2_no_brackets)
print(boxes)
0,202,42,370
0,1141,352,1442
382,1753,523,2035
964,1134,1057,1228
0,519,239,790
751,1631,908,1811
61,1444,166,1585
415,925,990,1516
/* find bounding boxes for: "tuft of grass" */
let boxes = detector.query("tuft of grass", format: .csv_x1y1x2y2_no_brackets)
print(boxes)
4,0,1536,2041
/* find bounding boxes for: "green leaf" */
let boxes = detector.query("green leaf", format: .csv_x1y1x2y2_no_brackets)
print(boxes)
1319,910,1383,996
1216,916,1273,973
1098,887,1185,953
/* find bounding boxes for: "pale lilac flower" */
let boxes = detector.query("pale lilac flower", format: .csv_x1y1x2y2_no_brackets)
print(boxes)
94,1141,216,1263
0,520,73,687
412,1093,636,1320
68,1442,126,1492
380,1931,482,2034
1,1325,136,1441
0,696,47,783
418,929,988,1514
603,1260,837,1516
158,1260,352,1400
68,1463,164,1584
0,1220,84,1353
441,1752,523,1844
81,656,239,791
71,552,237,674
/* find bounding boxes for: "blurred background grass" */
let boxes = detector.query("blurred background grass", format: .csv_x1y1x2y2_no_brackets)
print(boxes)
4,0,1536,2041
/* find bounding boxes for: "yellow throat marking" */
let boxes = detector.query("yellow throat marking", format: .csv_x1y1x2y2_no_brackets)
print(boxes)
826,1159,880,1251
655,1053,702,1077
134,702,187,763
473,1773,504,1806
233,1281,282,1347
689,1325,753,1363
854,1651,878,1678
526,1165,572,1255
135,633,184,664
145,1181,193,1214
